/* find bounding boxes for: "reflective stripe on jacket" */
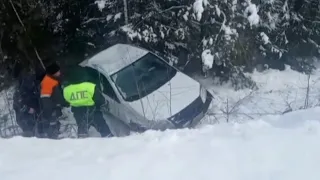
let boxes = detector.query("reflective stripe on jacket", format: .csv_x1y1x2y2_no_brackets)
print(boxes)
40,75,59,98
63,82,96,107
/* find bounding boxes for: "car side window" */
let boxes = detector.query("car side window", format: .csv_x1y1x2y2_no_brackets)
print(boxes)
85,67,119,102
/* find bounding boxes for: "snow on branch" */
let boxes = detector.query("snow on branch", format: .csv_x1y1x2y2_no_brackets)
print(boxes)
95,0,107,11
201,49,214,76
244,0,260,27
95,0,116,12
193,0,208,21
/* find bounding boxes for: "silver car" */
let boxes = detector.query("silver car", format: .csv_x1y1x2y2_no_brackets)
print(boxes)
78,44,212,135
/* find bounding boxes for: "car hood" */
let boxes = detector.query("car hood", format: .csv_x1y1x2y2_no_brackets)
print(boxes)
127,72,200,121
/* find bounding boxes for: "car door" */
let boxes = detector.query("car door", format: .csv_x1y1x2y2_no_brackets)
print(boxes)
84,66,121,117
95,73,133,136
84,66,132,136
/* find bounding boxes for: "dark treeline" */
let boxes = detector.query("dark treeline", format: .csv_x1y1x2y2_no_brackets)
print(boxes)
0,0,319,90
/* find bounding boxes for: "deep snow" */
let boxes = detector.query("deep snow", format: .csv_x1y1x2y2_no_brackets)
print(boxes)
1,107,320,180
2,64,320,137
196,65,320,125
1,61,320,179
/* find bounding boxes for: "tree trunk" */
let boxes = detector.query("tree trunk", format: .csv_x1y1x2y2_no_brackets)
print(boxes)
123,0,129,43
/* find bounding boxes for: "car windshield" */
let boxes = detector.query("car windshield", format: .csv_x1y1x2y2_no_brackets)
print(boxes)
110,53,177,102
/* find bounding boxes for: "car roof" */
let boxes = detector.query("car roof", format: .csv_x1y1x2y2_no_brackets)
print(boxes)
81,43,149,75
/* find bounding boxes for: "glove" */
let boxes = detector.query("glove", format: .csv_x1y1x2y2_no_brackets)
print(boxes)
52,108,63,118
28,108,35,114
100,102,110,113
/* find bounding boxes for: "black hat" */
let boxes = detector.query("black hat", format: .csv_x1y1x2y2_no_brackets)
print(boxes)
46,62,60,75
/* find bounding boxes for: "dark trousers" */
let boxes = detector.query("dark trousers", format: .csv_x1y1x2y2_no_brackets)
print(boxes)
72,106,112,137
15,112,44,137
16,110,62,138
37,117,61,139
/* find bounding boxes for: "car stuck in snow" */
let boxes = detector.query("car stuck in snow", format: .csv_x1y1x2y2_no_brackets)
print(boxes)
78,44,212,133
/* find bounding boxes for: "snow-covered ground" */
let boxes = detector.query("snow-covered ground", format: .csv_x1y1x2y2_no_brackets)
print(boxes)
1,65,320,179
197,65,320,125
1,107,320,180
2,65,320,137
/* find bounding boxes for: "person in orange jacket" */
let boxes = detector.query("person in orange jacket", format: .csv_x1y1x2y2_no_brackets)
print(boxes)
40,62,66,139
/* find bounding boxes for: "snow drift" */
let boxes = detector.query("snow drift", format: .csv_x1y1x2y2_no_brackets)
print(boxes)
1,107,320,180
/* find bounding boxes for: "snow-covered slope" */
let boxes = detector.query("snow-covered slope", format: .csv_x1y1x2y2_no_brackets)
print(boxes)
2,64,320,137
197,65,320,124
1,107,320,180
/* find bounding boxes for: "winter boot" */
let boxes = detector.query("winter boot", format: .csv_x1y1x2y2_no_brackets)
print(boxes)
78,133,89,138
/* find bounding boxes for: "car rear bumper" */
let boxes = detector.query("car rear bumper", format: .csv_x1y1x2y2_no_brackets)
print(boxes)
125,91,213,132
168,91,212,128
188,92,212,128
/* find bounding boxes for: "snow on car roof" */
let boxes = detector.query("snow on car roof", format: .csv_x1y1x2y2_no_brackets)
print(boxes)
86,43,148,75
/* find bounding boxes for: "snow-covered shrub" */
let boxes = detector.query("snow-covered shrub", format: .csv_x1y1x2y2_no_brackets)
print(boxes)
0,87,21,138
0,0,319,91
113,0,319,89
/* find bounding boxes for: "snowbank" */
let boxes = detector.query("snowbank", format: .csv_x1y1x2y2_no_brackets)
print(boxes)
196,65,320,124
1,107,320,180
2,63,320,137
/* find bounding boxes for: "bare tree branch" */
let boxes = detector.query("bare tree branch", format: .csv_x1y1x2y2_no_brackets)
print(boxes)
9,0,45,69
